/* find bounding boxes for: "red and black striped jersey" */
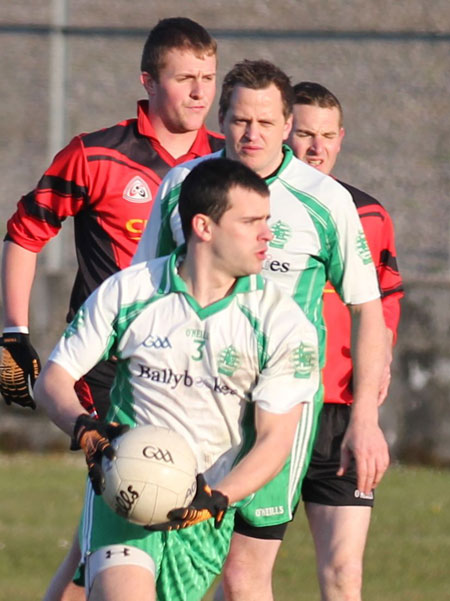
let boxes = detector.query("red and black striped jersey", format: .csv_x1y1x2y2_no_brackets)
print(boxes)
322,180,404,404
6,100,224,320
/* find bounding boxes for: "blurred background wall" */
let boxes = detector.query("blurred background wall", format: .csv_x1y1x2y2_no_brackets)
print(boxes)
1,0,450,461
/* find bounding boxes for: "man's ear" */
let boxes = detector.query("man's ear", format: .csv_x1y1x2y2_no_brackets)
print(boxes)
141,72,156,97
282,114,293,141
192,214,213,242
338,126,345,152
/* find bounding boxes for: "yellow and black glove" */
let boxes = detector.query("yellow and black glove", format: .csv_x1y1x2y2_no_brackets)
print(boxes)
0,333,41,409
71,414,129,494
147,473,229,531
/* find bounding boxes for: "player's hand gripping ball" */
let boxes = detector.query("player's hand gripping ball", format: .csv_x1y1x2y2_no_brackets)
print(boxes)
101,425,198,527
0,333,41,409
147,473,229,531
71,414,130,494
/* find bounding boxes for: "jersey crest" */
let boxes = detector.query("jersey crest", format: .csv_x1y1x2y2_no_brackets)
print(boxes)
217,345,242,376
123,176,152,203
269,220,293,249
291,342,317,379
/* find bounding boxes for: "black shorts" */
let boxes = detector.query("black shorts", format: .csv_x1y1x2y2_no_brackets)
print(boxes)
301,403,375,507
233,511,289,541
74,359,116,421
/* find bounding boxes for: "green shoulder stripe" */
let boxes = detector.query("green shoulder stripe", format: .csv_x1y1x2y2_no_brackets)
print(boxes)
279,180,345,282
282,179,337,232
107,359,137,426
156,183,183,257
292,254,326,326
237,302,269,371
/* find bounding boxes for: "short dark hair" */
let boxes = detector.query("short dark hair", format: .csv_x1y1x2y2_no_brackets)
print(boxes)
219,60,294,121
141,17,217,81
179,158,269,241
293,82,343,126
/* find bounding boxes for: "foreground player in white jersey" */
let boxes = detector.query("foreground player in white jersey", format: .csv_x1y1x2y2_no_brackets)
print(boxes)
34,157,320,601
133,60,389,601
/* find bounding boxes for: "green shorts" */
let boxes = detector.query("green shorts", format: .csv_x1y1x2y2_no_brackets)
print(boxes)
237,390,323,528
78,484,235,601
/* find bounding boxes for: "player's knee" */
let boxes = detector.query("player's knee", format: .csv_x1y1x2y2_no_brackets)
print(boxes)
222,551,273,600
222,552,248,589
321,559,363,601
220,532,279,600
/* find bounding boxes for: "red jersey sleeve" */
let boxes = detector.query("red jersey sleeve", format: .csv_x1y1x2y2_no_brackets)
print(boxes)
322,181,404,404
7,136,89,252
358,200,404,342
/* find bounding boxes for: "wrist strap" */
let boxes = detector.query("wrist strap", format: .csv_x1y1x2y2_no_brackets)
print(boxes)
3,326,29,334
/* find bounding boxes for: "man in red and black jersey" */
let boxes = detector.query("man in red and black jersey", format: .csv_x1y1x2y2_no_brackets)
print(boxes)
1,17,222,601
1,17,223,420
287,82,403,601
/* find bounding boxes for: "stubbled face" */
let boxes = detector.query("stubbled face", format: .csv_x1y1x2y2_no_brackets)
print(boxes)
288,103,344,175
220,84,292,178
209,186,273,278
142,49,216,133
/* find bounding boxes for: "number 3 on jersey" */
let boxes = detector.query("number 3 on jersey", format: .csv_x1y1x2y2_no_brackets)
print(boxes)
191,339,206,361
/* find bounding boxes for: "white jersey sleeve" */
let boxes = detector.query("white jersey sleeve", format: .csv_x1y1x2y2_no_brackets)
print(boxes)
49,281,119,380
252,284,319,414
264,153,380,322
48,260,160,380
132,152,220,263
318,175,380,305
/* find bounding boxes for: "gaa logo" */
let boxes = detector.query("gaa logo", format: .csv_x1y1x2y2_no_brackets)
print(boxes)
143,445,174,463
143,335,172,349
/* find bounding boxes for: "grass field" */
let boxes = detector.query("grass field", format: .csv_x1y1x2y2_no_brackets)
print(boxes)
0,454,449,601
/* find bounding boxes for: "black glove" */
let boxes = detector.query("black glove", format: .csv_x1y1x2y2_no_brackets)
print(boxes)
147,473,229,531
71,414,129,494
0,333,41,409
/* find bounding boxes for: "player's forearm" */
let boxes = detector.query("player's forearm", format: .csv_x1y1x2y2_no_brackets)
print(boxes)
34,361,86,437
384,327,394,374
351,298,387,420
216,436,289,505
216,404,303,505
1,241,37,328
386,327,394,350
381,292,402,344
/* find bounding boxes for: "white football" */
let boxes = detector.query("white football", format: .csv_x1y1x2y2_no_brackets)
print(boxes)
101,424,197,526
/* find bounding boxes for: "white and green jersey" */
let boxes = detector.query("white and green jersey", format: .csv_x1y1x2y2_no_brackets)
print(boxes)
133,146,380,365
50,247,319,487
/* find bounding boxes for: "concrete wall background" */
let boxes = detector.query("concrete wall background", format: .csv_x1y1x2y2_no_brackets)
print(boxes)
1,1,450,461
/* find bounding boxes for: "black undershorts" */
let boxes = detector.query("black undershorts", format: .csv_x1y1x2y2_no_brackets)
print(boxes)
302,403,375,507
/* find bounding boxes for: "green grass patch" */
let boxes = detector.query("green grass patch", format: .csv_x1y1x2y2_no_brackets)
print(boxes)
0,457,449,600
0,453,85,601
271,463,450,601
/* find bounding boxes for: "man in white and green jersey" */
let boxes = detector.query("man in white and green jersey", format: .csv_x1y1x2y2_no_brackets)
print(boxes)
133,61,389,601
34,157,320,601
